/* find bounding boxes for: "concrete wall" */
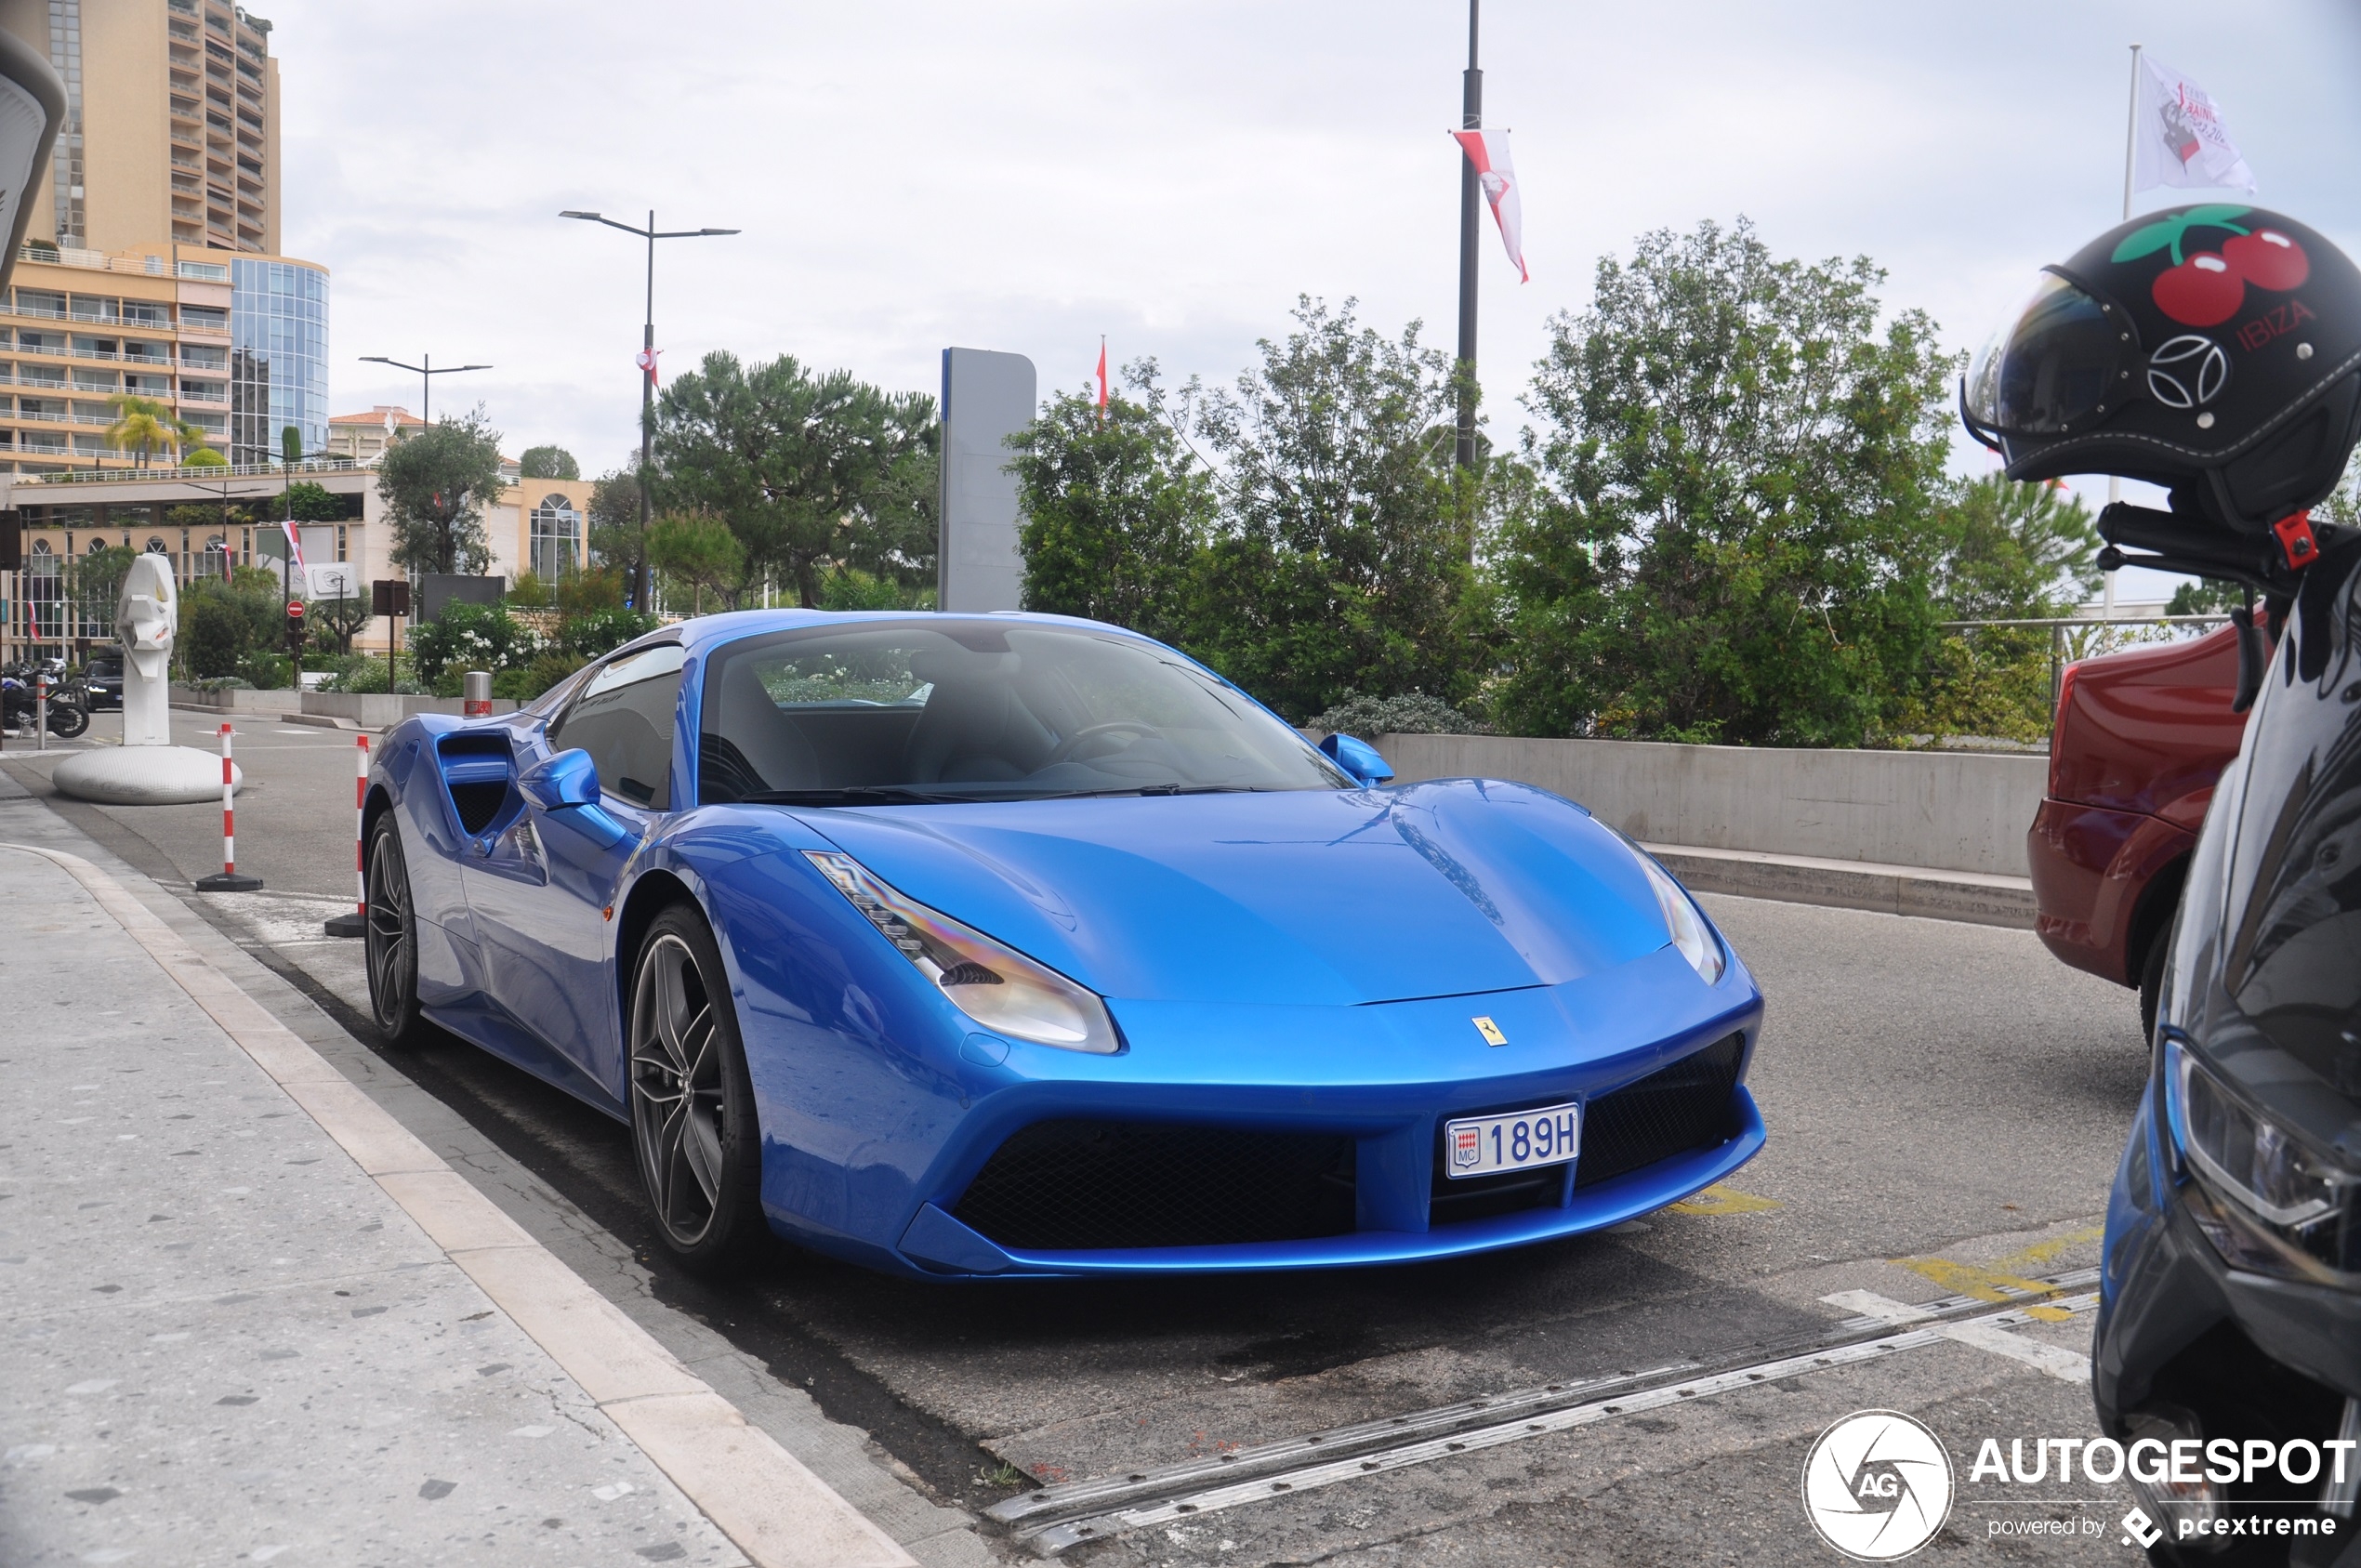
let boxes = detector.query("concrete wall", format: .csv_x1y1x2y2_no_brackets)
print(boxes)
1371,733,2048,878
300,692,517,727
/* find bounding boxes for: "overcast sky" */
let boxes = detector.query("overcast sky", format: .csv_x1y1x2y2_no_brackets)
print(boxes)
273,0,2361,600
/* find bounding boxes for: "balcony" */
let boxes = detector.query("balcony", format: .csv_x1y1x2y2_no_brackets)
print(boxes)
15,409,66,423
178,386,228,404
71,348,120,362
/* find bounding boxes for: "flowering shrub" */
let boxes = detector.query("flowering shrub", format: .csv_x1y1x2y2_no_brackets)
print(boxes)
407,601,546,682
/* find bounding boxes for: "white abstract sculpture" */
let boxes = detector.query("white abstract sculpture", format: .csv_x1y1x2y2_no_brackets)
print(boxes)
117,551,174,747
53,551,241,805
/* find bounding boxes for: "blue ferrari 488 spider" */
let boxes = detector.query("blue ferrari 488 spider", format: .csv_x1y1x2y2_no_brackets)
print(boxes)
361,610,1765,1278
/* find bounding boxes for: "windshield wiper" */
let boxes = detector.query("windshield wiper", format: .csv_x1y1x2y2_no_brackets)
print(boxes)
737,785,957,806
1043,784,1270,799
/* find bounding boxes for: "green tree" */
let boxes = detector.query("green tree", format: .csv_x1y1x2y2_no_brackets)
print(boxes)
184,446,228,468
1178,298,1478,720
74,545,138,631
309,594,371,655
282,480,346,522
519,444,580,481
653,350,936,607
646,513,745,613
377,409,505,575
2166,578,2244,615
1010,367,1216,642
587,469,649,600
105,393,203,468
1931,475,2099,619
1497,219,1958,745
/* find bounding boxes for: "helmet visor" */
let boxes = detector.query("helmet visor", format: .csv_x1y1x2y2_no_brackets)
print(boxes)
1964,271,2130,436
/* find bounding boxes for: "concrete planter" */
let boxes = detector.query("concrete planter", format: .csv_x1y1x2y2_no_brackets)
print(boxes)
1369,732,2047,879
168,684,304,713
297,692,520,729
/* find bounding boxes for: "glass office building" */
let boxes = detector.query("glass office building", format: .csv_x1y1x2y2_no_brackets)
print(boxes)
228,257,328,466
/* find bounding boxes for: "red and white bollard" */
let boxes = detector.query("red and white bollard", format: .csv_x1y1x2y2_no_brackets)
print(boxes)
33,668,47,753
325,733,369,937
194,722,262,892
462,669,493,718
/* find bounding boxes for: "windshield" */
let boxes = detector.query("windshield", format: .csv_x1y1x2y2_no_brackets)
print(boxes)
698,620,1351,804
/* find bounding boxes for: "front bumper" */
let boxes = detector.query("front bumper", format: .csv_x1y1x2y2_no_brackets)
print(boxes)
838,944,1767,1279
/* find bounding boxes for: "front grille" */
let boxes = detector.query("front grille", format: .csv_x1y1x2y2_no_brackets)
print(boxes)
1430,1163,1561,1226
952,1121,1357,1251
1573,1034,1747,1190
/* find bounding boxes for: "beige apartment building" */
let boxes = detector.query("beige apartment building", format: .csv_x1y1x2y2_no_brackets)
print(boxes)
0,0,281,257
0,461,593,657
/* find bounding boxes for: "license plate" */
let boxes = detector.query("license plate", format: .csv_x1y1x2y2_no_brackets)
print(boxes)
1444,1101,1580,1179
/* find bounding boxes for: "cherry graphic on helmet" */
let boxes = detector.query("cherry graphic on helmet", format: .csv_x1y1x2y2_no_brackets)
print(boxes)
2111,205,2313,327
2224,229,2310,292
2155,253,2243,326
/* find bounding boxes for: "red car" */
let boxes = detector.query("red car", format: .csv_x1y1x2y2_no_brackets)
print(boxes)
2025,621,2251,1036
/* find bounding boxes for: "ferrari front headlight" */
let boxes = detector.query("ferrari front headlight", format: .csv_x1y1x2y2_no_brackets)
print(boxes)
805,850,1120,1054
1629,845,1725,984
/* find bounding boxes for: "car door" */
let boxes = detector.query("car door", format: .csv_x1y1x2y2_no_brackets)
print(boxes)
463,642,686,1095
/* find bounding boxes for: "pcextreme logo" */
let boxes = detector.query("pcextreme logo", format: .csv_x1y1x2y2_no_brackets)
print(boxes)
1801,1411,1955,1561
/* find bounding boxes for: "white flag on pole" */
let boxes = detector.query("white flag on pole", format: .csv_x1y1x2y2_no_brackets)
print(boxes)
1451,128,1526,283
2132,56,2255,195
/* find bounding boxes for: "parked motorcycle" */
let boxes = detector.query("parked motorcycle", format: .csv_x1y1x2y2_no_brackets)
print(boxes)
0,672,90,738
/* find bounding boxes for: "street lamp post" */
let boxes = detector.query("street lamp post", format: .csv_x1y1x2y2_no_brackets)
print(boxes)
1455,0,1483,473
559,209,740,613
356,352,491,429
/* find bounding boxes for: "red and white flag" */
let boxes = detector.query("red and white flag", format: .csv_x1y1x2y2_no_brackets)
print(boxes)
280,520,307,575
2133,57,2255,195
1095,337,1108,421
1452,128,1527,283
635,346,662,386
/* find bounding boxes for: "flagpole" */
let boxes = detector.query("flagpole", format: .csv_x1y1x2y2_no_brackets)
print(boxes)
2104,41,2142,626
1454,0,1482,472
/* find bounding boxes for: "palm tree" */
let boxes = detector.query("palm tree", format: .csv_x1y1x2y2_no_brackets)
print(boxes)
105,393,205,468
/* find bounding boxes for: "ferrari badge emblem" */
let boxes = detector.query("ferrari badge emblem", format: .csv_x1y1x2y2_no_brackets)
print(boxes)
1453,1126,1482,1168
1471,1016,1508,1047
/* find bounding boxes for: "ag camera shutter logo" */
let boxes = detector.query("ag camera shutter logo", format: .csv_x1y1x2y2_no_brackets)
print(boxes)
1801,1410,1955,1561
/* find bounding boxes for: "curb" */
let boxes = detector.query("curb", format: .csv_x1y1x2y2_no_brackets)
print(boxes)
280,711,362,731
1645,843,2036,929
3,841,919,1568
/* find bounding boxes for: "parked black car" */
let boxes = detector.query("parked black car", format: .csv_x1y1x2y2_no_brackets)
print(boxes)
81,651,121,711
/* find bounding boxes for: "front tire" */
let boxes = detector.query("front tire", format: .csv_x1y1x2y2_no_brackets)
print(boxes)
627,906,767,1273
363,815,424,1046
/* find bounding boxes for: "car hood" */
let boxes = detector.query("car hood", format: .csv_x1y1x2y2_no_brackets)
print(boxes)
794,781,1678,1008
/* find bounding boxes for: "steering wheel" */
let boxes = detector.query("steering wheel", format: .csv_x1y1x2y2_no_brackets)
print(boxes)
1043,720,1162,767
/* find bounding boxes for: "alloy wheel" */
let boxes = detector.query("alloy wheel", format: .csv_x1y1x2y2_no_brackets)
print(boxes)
629,933,730,1248
364,824,412,1031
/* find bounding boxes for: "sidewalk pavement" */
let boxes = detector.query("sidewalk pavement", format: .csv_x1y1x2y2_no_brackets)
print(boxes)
0,843,919,1568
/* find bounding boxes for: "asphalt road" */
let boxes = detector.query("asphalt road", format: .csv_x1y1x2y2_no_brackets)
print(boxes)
2,710,2159,1567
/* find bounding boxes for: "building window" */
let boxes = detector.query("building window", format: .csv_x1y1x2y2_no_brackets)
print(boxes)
529,494,580,581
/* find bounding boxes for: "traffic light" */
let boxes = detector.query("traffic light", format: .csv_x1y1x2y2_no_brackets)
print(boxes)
284,597,308,652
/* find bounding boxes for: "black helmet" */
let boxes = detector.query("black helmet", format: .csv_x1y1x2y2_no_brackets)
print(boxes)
1961,204,2361,533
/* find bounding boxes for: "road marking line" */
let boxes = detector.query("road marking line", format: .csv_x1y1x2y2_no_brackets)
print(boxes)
4,842,916,1568
1818,1288,1936,1325
1938,1318,2092,1384
1669,1183,1781,1214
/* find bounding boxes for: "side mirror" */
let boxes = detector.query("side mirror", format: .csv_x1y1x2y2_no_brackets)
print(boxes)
519,747,601,812
1319,732,1396,786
